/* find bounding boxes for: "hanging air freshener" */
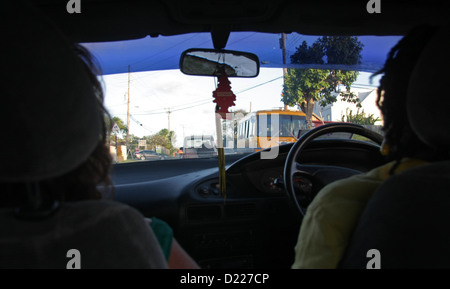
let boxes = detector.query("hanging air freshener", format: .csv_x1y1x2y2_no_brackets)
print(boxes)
212,70,236,200
213,71,236,119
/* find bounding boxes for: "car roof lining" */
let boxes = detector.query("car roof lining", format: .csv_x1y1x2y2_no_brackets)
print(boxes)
31,0,449,44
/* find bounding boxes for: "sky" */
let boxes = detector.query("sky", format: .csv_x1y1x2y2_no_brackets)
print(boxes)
102,68,380,148
84,31,397,148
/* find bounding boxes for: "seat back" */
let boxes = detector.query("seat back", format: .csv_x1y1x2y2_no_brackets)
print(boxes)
0,200,168,268
339,161,450,268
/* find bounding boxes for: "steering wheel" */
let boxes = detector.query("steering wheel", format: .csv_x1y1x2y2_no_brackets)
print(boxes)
283,123,384,217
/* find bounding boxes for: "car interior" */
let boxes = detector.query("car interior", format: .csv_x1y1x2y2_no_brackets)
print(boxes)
2,0,450,269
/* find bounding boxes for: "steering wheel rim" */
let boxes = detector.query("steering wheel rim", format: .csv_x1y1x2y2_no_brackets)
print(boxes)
283,122,384,217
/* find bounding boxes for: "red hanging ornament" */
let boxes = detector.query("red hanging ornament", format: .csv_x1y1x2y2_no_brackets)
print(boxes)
212,71,236,119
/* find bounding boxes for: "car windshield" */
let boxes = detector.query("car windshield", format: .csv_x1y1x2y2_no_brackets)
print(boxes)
84,32,399,162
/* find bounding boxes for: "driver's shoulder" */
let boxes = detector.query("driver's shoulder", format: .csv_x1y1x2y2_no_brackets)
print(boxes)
310,167,390,210
309,159,427,214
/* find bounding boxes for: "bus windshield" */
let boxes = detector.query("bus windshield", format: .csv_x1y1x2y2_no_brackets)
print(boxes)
257,114,307,138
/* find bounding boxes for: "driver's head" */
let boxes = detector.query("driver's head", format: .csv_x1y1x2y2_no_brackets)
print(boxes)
373,25,446,165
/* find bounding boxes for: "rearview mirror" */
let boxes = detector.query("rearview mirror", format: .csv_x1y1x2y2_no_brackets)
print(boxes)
179,48,260,77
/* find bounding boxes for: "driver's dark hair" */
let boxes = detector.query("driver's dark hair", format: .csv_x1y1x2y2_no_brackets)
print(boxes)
372,25,444,173
0,44,113,208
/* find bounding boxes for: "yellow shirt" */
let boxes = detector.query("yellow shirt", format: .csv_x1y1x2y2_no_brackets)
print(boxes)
291,158,428,269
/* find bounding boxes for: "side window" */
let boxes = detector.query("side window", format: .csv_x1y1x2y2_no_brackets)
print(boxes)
238,123,243,139
249,117,255,137
237,123,240,139
245,120,249,138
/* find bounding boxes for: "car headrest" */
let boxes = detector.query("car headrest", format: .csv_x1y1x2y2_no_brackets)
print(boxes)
407,25,450,150
1,1,102,182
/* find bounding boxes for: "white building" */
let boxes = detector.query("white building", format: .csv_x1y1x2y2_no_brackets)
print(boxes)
313,86,382,125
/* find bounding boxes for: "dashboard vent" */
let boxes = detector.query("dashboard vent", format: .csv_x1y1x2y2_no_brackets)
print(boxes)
187,206,221,221
225,203,257,219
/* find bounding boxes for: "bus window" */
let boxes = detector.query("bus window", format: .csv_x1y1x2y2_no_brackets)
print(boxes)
238,123,243,139
245,120,249,138
280,116,291,137
257,114,271,137
284,115,307,137
257,114,306,138
249,116,255,137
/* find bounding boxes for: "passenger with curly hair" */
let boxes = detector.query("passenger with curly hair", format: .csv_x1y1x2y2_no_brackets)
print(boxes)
0,1,198,269
292,25,449,269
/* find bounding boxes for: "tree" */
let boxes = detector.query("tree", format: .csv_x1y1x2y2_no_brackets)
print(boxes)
282,68,330,128
105,116,143,159
106,116,128,145
341,108,381,125
144,128,177,154
283,36,364,128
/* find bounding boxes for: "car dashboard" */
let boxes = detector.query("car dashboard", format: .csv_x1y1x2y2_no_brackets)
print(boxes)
111,139,385,268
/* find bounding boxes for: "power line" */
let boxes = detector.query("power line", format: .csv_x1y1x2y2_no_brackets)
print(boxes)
226,32,258,47
235,76,283,95
110,69,285,117
108,67,285,117
131,37,213,74
131,100,213,115
128,75,284,115
129,34,200,67
129,97,213,115
129,114,154,133
131,75,168,107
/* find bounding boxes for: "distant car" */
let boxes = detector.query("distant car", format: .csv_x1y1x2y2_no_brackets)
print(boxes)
183,135,218,159
134,150,166,161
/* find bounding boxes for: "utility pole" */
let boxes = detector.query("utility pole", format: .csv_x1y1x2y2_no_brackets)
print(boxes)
281,33,287,72
281,33,288,110
167,108,171,132
126,64,131,149
167,108,171,143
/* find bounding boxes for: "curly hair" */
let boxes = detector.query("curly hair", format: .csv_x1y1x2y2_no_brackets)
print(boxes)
0,44,113,208
372,25,442,173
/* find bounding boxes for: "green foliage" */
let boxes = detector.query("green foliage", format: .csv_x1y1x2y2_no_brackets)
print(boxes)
282,36,364,128
106,117,177,156
106,116,123,145
318,36,364,65
105,116,128,134
112,116,127,131
282,68,330,106
341,108,381,125
144,129,177,154
290,41,324,64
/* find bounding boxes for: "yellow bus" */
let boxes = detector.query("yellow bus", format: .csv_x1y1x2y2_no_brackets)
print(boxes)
236,109,323,151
